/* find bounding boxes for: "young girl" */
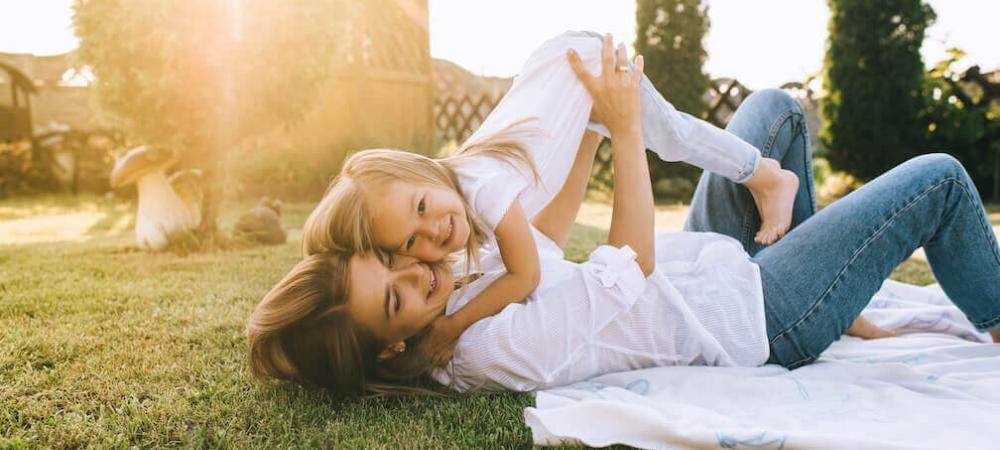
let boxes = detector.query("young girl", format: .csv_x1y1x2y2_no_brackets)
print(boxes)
301,32,885,364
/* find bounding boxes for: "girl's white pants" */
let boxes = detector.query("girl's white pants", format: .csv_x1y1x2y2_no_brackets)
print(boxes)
465,30,762,220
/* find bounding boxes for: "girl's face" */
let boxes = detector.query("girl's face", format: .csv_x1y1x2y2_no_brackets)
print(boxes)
367,180,470,262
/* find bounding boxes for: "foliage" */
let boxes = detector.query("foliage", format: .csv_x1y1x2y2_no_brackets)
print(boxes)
0,195,964,446
813,157,864,207
0,140,55,197
918,49,1000,200
635,0,711,192
73,0,353,230
821,0,935,180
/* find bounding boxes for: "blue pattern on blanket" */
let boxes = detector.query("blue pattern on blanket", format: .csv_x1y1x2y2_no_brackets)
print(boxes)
624,378,650,395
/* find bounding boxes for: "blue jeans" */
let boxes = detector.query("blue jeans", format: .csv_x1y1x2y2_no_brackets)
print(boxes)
685,89,1000,369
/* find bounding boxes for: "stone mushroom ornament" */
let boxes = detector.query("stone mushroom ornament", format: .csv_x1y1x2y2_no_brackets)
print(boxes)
167,169,204,227
110,145,200,251
233,197,287,245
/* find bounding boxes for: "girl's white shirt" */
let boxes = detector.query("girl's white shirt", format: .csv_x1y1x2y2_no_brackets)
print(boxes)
431,228,769,392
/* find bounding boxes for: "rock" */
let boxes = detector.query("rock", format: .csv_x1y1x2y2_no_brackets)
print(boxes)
233,197,287,245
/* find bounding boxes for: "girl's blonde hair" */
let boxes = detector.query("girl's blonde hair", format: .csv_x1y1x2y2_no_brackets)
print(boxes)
301,119,540,271
246,253,444,396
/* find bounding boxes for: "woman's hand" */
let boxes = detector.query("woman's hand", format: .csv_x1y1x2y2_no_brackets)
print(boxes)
568,34,656,276
566,34,644,137
426,315,463,367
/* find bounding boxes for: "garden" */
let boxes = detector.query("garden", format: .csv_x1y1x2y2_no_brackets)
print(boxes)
2,0,998,447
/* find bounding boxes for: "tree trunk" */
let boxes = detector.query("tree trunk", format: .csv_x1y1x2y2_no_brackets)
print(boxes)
196,158,225,238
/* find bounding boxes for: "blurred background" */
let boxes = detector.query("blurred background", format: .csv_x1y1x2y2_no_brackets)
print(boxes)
0,0,997,243
1,2,998,447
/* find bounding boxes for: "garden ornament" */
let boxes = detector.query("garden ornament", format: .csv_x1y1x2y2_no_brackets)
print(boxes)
110,145,200,251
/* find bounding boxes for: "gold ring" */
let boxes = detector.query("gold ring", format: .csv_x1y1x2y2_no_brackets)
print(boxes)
615,63,629,72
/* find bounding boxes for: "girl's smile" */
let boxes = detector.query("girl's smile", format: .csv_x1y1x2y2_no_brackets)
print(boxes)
367,179,471,261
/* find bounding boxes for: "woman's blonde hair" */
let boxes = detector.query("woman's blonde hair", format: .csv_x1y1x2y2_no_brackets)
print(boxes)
246,253,443,396
301,119,541,270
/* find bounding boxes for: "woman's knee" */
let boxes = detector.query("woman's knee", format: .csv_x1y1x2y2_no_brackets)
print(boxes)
905,153,969,182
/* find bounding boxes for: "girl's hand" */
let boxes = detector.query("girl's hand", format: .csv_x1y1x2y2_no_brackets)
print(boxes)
426,315,462,367
566,34,644,137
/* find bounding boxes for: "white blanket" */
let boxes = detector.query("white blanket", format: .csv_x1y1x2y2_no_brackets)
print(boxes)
525,280,1000,449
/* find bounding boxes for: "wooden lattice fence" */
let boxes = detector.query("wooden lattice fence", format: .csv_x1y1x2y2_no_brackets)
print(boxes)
433,93,503,142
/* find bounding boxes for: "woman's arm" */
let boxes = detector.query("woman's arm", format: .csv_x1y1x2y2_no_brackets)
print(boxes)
567,35,655,275
531,130,602,248
426,201,540,365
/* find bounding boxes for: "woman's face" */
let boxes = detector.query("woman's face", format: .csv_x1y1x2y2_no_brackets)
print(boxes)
366,180,470,262
346,253,455,346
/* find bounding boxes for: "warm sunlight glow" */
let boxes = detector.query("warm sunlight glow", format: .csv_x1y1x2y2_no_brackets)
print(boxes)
0,211,105,244
0,0,77,55
427,0,998,89
2,1,998,89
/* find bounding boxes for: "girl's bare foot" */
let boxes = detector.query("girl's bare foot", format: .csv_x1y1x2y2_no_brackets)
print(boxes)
846,316,897,340
743,157,799,245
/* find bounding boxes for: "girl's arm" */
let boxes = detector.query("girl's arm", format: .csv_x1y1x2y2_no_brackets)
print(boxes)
531,130,602,248
427,200,540,364
568,36,654,275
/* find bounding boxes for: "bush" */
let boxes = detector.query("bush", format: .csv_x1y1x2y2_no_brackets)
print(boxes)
0,140,54,197
821,0,935,181
918,50,1000,200
634,0,711,189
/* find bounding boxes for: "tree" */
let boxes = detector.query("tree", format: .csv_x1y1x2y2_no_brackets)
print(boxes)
73,0,351,236
635,0,711,194
821,0,935,180
920,50,1000,200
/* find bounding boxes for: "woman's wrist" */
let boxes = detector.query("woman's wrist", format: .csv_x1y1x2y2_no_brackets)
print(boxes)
609,125,643,152
610,124,641,136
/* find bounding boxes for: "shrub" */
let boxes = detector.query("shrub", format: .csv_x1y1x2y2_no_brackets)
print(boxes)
0,140,54,197
821,0,935,181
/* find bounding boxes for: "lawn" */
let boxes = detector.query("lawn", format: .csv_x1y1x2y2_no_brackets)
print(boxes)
1,195,997,448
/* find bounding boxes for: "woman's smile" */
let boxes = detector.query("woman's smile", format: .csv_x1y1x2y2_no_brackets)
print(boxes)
427,262,439,300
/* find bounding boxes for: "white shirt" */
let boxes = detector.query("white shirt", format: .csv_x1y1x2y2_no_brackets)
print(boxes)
431,229,769,392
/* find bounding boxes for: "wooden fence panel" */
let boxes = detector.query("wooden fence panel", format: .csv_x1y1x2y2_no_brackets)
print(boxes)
434,78,751,145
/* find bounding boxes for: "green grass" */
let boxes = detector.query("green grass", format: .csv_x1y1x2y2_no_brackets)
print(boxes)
0,195,996,448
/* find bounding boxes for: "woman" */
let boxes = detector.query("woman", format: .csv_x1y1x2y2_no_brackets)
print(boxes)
246,34,1000,395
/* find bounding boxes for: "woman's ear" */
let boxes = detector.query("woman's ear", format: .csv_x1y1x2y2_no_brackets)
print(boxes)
376,341,406,361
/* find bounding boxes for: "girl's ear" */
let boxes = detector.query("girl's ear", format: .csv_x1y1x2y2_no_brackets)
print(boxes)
376,341,406,361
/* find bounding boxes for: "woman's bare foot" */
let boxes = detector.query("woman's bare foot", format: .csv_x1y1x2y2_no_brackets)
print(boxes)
743,157,799,245
991,329,1000,343
846,316,897,340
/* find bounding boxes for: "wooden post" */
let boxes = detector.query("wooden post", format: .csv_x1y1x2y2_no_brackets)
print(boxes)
415,0,433,152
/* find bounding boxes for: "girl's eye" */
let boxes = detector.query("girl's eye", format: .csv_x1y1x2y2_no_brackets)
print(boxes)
406,235,416,251
417,198,426,215
393,288,401,313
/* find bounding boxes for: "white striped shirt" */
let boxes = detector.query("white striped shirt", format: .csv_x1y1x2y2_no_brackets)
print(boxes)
432,229,769,392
